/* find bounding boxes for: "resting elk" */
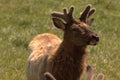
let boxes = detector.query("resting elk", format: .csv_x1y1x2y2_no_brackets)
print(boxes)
26,4,99,80
44,65,104,80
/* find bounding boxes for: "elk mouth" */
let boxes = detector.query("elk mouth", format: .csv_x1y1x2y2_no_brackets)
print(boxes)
88,34,99,45
88,38,99,45
88,40,98,45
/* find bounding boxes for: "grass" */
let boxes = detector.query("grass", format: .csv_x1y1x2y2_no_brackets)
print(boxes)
0,0,120,80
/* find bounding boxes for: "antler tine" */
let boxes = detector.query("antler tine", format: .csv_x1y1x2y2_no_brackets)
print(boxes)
88,8,96,18
79,4,91,22
63,8,67,15
51,12,65,20
51,6,74,23
68,6,74,17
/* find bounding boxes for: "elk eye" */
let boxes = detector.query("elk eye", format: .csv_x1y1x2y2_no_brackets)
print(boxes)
72,27,86,34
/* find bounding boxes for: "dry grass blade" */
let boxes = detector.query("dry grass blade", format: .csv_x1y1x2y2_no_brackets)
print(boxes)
44,72,56,80
97,73,104,80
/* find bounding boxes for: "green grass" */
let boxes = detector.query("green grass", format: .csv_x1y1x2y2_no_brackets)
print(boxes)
0,0,120,80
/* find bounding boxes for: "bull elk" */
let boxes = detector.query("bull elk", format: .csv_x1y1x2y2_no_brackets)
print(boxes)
26,4,99,80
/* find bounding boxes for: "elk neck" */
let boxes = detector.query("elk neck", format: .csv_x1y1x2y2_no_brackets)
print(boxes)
49,38,88,80
56,38,88,63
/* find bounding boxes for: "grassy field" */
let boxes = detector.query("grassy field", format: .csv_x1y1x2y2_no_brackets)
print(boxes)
0,0,120,80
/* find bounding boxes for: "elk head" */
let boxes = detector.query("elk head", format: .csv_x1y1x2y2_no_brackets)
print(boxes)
51,4,99,46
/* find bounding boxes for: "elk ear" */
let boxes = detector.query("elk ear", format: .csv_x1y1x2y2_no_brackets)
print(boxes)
52,18,66,30
87,18,94,26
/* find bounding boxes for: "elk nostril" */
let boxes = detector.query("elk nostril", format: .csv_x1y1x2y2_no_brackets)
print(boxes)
92,35,99,41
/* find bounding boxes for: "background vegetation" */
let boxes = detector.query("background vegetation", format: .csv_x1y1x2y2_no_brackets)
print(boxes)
0,0,120,80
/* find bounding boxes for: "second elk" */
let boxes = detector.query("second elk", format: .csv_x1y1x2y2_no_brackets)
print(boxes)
44,65,104,80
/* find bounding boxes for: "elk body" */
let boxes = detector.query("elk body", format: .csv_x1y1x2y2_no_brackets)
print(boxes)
26,4,99,80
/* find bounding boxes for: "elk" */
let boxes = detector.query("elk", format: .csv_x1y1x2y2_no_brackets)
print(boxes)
26,4,99,80
44,65,104,80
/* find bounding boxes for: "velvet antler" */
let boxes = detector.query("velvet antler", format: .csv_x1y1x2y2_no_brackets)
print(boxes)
51,6,74,24
79,4,96,25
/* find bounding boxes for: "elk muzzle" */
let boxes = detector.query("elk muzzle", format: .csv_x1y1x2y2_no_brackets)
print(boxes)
89,34,99,45
92,34,99,42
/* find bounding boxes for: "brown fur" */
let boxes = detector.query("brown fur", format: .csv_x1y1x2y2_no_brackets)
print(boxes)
28,33,61,54
26,5,99,80
26,33,61,80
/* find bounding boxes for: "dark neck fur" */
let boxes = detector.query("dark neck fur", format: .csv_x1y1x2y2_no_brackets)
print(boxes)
61,40,87,58
48,40,88,80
